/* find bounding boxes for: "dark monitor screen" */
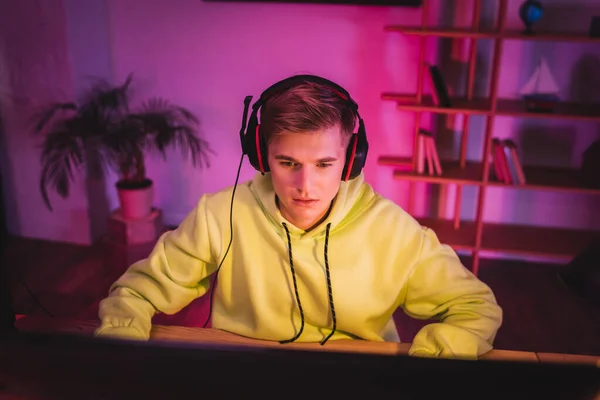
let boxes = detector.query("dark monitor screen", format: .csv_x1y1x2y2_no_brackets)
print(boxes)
1,330,599,399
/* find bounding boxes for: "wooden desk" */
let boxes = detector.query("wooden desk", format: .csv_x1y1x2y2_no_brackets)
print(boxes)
14,316,600,367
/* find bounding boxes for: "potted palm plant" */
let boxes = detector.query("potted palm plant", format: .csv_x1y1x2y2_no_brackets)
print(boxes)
34,74,213,219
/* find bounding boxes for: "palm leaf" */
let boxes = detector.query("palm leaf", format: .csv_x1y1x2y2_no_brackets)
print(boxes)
132,98,212,165
39,131,85,210
77,74,133,137
31,102,77,134
173,125,213,168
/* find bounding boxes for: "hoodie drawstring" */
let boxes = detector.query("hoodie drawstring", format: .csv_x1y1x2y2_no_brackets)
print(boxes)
321,223,337,345
279,222,305,344
279,222,337,346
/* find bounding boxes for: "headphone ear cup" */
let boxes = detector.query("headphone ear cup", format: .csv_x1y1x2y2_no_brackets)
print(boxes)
342,123,369,181
243,115,260,171
257,124,270,173
243,115,270,173
342,134,357,181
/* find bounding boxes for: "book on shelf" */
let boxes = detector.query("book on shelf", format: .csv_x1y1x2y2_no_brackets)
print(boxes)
426,63,452,107
417,130,443,176
491,138,526,185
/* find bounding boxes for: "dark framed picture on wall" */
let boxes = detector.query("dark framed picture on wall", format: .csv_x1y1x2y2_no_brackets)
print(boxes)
203,0,422,6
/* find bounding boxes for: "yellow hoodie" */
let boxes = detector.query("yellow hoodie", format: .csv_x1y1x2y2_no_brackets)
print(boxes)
95,172,502,358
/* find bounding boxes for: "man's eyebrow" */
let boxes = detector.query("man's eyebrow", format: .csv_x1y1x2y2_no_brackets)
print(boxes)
274,155,338,163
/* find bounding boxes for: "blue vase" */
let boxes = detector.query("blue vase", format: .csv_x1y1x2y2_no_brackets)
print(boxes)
519,0,543,34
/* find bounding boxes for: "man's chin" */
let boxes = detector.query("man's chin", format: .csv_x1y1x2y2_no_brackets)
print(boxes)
291,211,329,230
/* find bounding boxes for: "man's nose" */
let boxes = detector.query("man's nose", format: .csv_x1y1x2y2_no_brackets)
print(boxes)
295,167,314,195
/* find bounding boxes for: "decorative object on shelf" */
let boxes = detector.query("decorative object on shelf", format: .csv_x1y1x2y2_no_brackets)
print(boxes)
519,56,560,113
581,140,600,189
33,74,214,219
519,0,544,35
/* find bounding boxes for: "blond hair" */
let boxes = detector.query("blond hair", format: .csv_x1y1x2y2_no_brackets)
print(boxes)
260,81,356,147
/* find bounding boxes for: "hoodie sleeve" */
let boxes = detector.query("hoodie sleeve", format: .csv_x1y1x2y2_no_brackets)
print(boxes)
402,226,503,359
94,195,219,341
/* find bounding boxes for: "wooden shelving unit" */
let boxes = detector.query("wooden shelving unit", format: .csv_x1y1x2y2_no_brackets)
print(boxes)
379,0,600,275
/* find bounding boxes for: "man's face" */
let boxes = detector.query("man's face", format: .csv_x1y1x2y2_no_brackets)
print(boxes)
267,125,347,231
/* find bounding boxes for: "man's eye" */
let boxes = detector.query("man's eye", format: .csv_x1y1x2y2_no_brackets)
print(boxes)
317,163,332,168
280,161,297,168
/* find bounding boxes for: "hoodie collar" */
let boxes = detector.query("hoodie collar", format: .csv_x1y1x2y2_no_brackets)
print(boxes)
248,171,367,239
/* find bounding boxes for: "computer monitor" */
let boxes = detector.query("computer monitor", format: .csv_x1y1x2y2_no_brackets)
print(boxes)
1,330,598,399
0,163,16,336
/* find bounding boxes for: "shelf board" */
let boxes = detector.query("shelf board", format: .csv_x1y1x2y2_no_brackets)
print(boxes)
392,160,483,186
415,217,477,251
384,26,600,44
382,93,491,116
382,94,600,122
412,217,600,260
382,159,600,196
384,26,497,39
481,222,600,260
378,155,413,168
380,93,418,102
500,30,600,44
495,99,600,122
488,165,600,196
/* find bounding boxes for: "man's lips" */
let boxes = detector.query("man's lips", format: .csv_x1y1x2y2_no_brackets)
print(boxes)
293,199,318,206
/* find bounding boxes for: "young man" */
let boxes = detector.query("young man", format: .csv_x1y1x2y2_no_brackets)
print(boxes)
95,74,502,359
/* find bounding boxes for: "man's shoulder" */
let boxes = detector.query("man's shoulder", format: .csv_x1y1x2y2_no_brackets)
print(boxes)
371,194,414,219
359,182,406,214
361,186,423,229
195,179,255,212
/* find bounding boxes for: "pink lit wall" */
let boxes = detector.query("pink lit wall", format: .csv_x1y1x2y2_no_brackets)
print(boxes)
1,0,599,255
101,0,432,225
0,0,87,244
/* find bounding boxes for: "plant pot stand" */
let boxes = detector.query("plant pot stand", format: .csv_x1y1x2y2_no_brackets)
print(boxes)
107,208,164,245
103,208,168,274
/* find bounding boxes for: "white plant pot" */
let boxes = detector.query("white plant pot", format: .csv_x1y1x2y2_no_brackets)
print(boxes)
116,179,154,220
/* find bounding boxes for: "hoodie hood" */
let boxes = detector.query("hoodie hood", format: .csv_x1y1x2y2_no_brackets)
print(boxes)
247,170,378,345
247,171,375,240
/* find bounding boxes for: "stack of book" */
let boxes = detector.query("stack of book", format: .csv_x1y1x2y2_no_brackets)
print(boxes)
417,130,443,176
491,138,526,185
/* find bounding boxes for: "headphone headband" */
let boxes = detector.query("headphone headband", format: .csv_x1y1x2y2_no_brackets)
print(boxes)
240,74,368,181
254,75,359,114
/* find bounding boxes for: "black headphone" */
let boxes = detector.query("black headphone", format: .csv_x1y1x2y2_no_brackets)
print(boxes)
239,74,369,181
